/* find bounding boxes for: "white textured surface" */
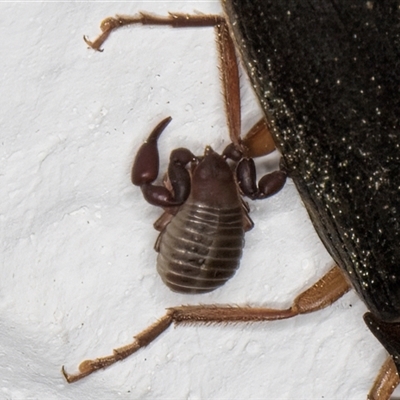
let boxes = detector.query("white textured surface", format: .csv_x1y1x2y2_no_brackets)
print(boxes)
0,2,388,399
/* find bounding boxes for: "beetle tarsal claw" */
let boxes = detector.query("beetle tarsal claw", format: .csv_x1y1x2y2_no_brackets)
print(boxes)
61,365,83,384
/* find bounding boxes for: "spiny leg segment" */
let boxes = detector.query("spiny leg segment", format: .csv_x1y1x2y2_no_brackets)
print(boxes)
62,266,350,382
84,13,224,52
84,12,274,152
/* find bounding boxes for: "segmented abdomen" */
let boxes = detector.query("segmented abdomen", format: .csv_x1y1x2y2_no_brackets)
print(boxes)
156,200,245,294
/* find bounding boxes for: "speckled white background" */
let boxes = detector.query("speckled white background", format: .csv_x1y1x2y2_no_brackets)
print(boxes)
0,1,391,399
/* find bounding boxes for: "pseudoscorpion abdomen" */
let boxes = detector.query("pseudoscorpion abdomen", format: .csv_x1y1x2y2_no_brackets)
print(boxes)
157,200,244,294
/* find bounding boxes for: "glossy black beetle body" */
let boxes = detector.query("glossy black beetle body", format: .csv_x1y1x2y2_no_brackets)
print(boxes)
223,0,400,386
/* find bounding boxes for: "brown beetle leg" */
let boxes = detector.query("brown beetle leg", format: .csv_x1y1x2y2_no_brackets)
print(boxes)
236,158,287,200
62,315,173,383
242,118,277,158
85,12,224,51
132,117,195,207
62,266,350,383
165,265,350,322
216,21,241,148
364,312,400,400
85,12,239,149
367,356,400,400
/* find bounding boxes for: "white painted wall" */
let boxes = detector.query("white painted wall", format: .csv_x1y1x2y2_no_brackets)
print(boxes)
1,2,387,399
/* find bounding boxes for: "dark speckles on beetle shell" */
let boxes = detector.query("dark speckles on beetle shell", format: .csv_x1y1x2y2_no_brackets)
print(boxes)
224,1,400,321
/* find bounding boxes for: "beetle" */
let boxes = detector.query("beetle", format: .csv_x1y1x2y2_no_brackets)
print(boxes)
63,1,400,398
223,2,400,398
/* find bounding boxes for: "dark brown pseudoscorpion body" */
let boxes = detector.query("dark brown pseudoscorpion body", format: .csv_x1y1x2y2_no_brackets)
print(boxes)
132,115,285,294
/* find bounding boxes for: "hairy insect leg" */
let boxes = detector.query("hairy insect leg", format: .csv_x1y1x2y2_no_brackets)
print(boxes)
85,12,224,51
63,266,350,383
215,20,241,148
367,357,399,400
62,315,173,383
85,12,240,147
168,265,350,322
